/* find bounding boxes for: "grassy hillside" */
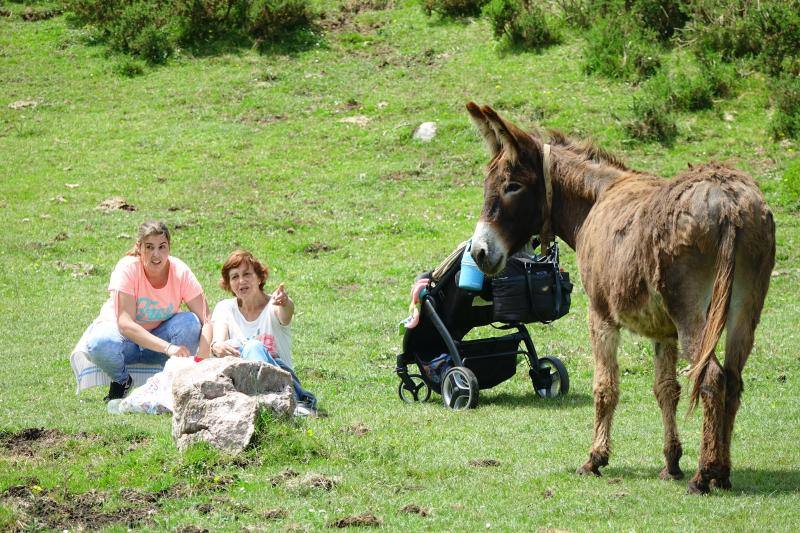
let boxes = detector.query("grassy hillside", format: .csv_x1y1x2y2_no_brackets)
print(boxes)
1,1,799,530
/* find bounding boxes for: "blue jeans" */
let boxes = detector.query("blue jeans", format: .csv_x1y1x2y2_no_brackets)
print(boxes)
86,312,201,383
240,339,317,408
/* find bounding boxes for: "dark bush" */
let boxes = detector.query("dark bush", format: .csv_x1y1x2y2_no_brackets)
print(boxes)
114,57,146,77
483,0,561,49
682,0,799,77
583,15,661,80
248,0,316,41
627,82,678,144
555,0,592,29
770,75,800,140
173,0,250,43
104,1,175,64
631,0,688,42
758,1,800,77
66,0,318,61
422,0,486,18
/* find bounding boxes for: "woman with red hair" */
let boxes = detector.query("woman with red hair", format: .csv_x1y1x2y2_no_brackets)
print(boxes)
210,250,316,414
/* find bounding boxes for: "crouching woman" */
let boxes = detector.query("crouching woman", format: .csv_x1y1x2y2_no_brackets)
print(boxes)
210,250,317,414
84,221,211,401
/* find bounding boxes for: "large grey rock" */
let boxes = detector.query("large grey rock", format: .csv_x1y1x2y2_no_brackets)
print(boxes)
171,357,295,454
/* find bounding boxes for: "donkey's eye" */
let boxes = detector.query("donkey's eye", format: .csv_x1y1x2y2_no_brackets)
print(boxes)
504,182,523,195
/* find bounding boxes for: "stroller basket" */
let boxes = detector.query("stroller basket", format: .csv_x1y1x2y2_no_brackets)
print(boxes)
458,334,523,389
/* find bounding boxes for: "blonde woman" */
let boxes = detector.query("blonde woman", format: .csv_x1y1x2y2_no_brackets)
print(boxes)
84,221,211,401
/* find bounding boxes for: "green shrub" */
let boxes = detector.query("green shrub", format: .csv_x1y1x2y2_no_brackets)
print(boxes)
682,1,761,61
114,57,146,77
583,15,661,80
249,0,316,41
66,0,318,60
173,0,250,43
758,1,800,76
483,0,561,49
555,0,593,29
627,84,678,143
770,75,800,140
105,1,175,64
683,0,799,77
631,0,689,42
422,0,486,18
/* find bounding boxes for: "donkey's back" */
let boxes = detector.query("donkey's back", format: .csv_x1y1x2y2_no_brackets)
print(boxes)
576,162,774,346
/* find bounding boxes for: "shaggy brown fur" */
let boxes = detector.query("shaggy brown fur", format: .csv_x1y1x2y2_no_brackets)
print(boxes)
465,102,775,494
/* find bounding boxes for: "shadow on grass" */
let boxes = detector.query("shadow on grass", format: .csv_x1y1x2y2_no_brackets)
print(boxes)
601,466,800,495
481,391,593,409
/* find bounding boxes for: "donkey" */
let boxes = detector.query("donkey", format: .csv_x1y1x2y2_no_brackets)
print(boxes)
465,102,775,494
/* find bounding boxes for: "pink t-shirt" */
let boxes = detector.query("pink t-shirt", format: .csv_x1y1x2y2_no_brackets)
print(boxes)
98,255,204,331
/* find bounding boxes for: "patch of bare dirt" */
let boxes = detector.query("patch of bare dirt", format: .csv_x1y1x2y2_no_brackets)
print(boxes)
343,423,370,437
399,503,430,517
176,526,209,533
270,468,300,487
54,260,95,278
468,458,501,467
381,169,422,181
331,513,382,528
304,242,334,255
21,7,63,21
235,112,287,126
97,197,136,212
339,115,370,127
1,482,158,531
8,99,39,110
0,428,93,458
291,473,339,491
337,283,361,294
260,508,288,519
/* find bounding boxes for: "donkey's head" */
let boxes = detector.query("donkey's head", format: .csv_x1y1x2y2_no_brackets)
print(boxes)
467,102,546,275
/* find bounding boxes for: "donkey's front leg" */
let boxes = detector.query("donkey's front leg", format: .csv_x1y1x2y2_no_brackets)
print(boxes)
577,311,620,476
653,341,683,480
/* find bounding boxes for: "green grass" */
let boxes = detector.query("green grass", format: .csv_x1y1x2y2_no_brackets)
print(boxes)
1,1,800,530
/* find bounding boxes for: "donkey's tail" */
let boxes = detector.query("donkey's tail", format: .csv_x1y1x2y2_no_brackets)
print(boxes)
688,221,737,413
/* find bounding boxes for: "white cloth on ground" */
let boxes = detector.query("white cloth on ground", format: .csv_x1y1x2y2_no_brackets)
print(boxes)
69,320,162,394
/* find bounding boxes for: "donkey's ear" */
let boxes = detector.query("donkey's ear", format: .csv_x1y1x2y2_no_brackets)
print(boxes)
480,105,520,163
466,102,500,157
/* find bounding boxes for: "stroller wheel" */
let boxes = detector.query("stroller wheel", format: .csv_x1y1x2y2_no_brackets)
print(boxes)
398,374,432,403
532,356,569,398
442,366,479,410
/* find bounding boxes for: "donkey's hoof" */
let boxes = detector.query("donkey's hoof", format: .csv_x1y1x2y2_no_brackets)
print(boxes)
686,480,710,495
659,467,684,481
710,477,732,490
576,463,601,477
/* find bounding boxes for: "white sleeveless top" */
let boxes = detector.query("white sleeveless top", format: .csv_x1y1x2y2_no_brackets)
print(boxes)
211,298,293,368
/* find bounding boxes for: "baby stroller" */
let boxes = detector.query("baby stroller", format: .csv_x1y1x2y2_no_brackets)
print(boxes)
396,239,572,410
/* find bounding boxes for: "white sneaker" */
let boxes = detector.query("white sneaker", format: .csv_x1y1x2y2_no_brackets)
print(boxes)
294,403,316,417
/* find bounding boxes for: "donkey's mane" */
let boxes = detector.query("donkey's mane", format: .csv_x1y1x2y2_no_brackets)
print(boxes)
546,130,629,171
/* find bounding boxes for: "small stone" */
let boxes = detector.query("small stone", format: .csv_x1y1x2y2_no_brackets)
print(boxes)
413,122,437,141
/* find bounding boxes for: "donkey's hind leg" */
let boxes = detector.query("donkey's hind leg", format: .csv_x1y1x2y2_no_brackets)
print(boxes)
714,253,771,490
653,340,683,480
577,310,620,477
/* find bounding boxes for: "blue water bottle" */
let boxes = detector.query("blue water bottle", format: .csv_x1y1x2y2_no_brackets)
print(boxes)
458,240,485,292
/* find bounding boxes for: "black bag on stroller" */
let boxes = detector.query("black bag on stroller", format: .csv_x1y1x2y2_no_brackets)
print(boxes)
491,243,572,324
396,239,572,410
